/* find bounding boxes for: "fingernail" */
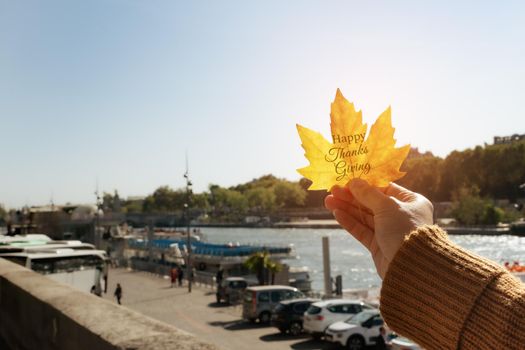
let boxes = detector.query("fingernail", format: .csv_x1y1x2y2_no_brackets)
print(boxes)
330,185,341,193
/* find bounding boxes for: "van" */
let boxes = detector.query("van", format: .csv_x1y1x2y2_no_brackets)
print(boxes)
242,285,305,323
216,277,249,304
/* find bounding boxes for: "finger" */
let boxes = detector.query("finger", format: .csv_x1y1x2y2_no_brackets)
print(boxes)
331,186,373,215
325,194,369,215
324,194,338,211
331,185,354,203
325,196,375,229
333,209,374,251
385,182,417,202
349,179,393,213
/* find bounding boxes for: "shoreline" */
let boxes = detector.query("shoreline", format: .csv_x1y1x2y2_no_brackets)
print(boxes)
195,221,525,236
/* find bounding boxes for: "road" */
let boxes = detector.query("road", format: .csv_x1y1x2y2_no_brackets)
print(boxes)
101,268,340,350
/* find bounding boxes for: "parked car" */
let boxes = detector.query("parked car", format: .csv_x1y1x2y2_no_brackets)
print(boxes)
216,277,249,304
391,336,422,350
242,285,305,323
324,310,388,350
271,298,319,335
303,299,375,339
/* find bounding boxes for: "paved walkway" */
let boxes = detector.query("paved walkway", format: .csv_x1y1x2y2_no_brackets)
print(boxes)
101,268,338,350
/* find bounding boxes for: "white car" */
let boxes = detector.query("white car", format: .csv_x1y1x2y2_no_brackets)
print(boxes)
325,310,387,350
391,336,422,350
303,299,375,339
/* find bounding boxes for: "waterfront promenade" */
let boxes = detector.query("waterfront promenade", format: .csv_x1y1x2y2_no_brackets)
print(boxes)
102,268,338,350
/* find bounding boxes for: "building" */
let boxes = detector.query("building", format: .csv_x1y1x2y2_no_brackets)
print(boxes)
494,134,525,145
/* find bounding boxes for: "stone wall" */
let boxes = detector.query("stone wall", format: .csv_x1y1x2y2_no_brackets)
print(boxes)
0,259,220,350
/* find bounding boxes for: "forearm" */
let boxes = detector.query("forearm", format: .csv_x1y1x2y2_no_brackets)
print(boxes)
380,225,525,350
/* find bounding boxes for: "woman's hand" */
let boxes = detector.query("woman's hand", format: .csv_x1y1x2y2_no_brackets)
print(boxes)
325,179,434,278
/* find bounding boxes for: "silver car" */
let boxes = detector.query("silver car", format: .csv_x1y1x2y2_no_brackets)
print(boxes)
216,277,249,304
242,285,304,323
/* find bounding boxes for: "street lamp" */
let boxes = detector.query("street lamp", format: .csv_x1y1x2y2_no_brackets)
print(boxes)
184,170,193,293
94,185,102,248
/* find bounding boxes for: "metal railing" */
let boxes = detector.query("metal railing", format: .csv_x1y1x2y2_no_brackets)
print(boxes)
128,258,218,290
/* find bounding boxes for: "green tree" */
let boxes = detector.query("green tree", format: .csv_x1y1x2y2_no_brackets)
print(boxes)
143,186,186,213
266,260,283,285
274,182,306,208
451,186,504,225
102,190,122,213
208,185,247,220
231,174,280,192
122,199,144,213
397,156,443,200
192,193,210,210
244,251,282,285
245,187,276,213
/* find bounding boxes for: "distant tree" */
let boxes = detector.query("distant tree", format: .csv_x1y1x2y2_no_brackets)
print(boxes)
122,199,144,213
274,182,306,208
436,141,525,201
142,186,186,213
208,185,247,220
231,174,280,192
245,187,276,213
102,190,122,213
397,156,443,200
192,193,210,210
483,205,505,225
451,186,503,225
222,190,247,214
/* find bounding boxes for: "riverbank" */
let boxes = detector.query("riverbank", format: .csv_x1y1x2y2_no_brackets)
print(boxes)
196,220,340,229
197,221,525,235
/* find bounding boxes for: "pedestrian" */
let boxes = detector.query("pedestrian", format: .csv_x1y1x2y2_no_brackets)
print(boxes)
373,327,389,350
114,283,122,305
101,264,108,294
216,267,224,287
170,267,178,288
177,266,184,287
326,179,525,349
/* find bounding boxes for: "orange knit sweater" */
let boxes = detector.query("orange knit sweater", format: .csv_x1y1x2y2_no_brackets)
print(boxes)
380,225,525,350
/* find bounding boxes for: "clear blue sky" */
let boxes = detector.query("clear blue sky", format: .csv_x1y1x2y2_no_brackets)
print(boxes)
1,0,524,208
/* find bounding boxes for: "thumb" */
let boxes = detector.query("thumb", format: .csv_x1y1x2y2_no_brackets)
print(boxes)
348,178,391,212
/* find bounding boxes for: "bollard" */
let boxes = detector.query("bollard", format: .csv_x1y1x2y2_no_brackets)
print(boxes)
322,236,332,298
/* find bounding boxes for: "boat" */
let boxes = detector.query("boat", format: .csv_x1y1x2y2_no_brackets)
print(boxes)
288,266,312,293
124,235,313,292
514,272,525,283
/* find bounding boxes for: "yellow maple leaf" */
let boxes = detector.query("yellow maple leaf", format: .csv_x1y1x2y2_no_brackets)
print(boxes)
297,89,410,190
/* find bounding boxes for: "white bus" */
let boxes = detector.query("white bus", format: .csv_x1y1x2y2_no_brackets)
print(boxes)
0,234,108,294
0,239,96,254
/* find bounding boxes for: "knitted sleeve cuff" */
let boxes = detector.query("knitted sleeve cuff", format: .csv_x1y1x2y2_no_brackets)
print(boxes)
461,272,525,349
379,225,506,349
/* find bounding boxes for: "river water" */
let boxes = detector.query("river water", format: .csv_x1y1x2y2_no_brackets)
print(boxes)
200,227,525,291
